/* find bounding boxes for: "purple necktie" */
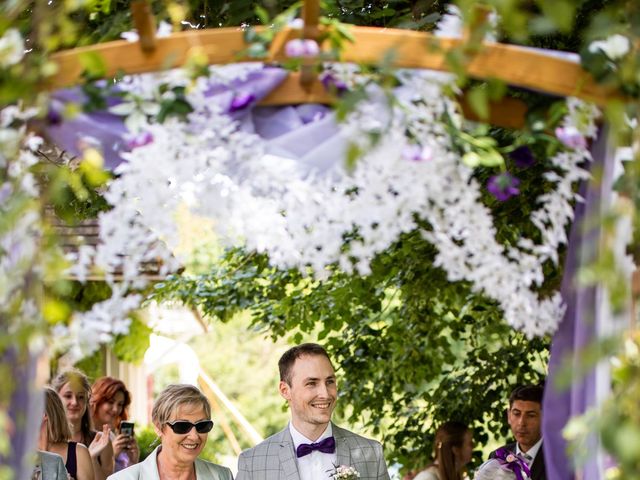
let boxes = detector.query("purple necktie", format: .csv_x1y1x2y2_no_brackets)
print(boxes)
296,436,336,458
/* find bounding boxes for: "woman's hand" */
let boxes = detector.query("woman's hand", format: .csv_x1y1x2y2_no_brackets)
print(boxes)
125,438,139,464
112,433,138,462
88,425,111,459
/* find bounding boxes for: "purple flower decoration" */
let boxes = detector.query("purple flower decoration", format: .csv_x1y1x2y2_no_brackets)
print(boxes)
46,106,63,125
402,144,433,162
510,146,536,169
319,72,348,95
0,182,13,203
487,172,520,201
285,39,320,58
126,131,154,150
494,447,531,480
555,125,587,150
228,92,256,112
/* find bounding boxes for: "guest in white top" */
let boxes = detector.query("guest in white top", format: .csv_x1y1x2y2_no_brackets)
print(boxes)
412,421,473,480
107,384,232,480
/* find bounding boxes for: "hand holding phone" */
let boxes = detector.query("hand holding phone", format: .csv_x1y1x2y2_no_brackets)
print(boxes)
119,421,134,438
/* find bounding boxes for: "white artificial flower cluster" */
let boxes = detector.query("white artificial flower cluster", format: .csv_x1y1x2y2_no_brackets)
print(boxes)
69,63,598,350
588,34,631,60
0,106,45,336
0,29,24,68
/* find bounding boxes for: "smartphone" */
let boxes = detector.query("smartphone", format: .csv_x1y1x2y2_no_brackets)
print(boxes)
120,421,134,437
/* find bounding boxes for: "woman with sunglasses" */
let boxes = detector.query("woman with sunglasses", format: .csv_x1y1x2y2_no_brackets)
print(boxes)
107,384,233,480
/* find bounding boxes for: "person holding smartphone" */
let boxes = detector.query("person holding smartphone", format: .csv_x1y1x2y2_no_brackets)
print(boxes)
90,377,139,472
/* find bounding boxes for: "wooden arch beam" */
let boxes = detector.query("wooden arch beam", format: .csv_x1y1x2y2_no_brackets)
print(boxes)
48,26,615,106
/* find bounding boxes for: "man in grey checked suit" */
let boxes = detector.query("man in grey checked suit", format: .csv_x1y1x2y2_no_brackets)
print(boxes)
236,343,390,480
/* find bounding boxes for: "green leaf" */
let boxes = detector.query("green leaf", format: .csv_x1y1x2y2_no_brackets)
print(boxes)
255,5,270,25
467,85,489,121
79,51,107,78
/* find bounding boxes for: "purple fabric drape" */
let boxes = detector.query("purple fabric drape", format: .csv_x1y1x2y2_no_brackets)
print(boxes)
1,347,44,480
45,66,295,170
543,127,615,480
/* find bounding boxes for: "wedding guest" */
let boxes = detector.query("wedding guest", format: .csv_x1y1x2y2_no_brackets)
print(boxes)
413,421,473,480
107,384,233,480
52,369,114,480
33,450,69,480
38,386,94,480
489,385,546,480
236,343,390,480
90,377,139,472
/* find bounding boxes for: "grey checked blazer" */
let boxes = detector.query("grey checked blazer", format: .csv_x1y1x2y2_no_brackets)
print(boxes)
107,446,233,480
36,450,69,480
236,423,390,480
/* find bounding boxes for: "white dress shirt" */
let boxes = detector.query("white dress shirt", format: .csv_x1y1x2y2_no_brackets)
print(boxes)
290,423,338,480
516,437,543,465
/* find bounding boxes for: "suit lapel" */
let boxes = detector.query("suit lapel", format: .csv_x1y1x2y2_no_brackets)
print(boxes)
278,427,301,480
333,424,352,468
141,446,162,478
530,443,545,480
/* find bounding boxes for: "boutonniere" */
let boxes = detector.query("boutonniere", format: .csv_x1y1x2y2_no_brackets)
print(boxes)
330,465,360,480
494,447,531,480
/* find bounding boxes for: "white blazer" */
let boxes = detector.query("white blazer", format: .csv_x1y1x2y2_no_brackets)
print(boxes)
108,446,233,480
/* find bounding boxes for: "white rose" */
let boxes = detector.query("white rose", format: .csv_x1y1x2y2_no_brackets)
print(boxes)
588,34,631,60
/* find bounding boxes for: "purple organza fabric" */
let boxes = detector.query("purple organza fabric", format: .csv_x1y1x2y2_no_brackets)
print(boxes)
543,127,616,480
45,66,334,171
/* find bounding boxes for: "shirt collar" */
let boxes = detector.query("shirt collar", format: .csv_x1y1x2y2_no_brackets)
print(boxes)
289,422,333,448
516,436,543,460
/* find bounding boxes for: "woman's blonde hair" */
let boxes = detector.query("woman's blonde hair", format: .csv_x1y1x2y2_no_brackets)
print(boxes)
51,368,94,446
44,386,72,443
152,384,211,428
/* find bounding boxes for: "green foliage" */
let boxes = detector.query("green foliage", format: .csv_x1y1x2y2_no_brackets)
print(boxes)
153,228,549,468
73,348,104,383
112,313,153,364
135,424,159,461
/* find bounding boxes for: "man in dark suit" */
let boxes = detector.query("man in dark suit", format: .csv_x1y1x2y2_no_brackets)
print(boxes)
490,385,546,480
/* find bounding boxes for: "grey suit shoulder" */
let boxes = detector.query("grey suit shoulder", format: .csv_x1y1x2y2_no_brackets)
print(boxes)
108,446,233,480
37,450,69,480
236,424,389,480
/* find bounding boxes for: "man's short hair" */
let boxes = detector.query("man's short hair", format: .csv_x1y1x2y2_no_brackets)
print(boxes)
509,384,544,407
278,343,332,385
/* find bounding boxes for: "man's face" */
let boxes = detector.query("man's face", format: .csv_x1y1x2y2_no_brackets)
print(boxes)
279,354,337,439
507,400,542,452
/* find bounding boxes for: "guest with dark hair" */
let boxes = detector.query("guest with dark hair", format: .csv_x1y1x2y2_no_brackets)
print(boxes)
52,369,114,480
413,421,473,480
489,384,546,480
90,377,139,472
237,342,390,480
38,386,94,480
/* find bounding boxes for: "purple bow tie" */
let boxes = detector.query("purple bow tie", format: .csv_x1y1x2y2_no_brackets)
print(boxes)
296,436,336,458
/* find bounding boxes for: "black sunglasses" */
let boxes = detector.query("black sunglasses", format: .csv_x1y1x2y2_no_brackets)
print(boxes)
165,420,214,434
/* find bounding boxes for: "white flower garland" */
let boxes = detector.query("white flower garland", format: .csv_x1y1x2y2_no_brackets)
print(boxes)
64,64,598,357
